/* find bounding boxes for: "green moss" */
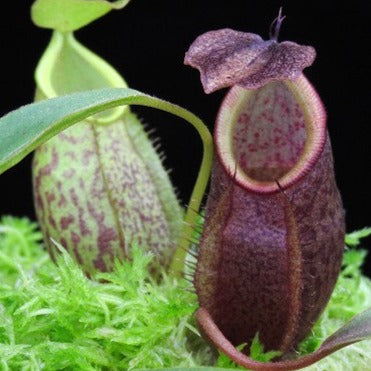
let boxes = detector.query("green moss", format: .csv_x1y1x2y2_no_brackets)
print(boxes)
0,216,210,370
0,216,370,370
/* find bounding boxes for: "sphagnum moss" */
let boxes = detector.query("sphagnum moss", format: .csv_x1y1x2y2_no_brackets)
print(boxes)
0,216,370,370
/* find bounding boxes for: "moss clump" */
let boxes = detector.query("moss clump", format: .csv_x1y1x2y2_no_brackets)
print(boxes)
0,216,370,370
0,216,211,370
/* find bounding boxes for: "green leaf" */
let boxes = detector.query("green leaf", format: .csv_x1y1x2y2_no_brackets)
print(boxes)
320,307,371,349
345,227,371,246
196,306,371,370
0,88,213,275
31,0,131,32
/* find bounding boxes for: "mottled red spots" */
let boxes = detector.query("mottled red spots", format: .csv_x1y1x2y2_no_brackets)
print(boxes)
98,227,117,252
33,113,182,276
280,103,289,114
79,213,90,236
294,121,305,130
87,202,117,248
248,143,257,153
70,188,91,236
70,188,78,205
232,82,307,179
45,193,58,227
137,208,154,223
87,200,120,270
58,194,67,207
78,178,85,190
274,127,283,134
65,151,77,160
295,105,302,118
60,215,74,230
46,192,56,203
34,191,44,210
71,231,81,244
237,113,250,124
48,215,57,228
63,169,76,178
33,148,59,191
91,168,105,198
59,132,79,144
82,149,95,166
275,152,282,161
72,237,84,265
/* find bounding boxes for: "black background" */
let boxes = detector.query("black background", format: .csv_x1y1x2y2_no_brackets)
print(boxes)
0,1,370,275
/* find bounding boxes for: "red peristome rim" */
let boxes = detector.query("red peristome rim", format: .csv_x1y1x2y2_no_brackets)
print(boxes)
215,74,327,195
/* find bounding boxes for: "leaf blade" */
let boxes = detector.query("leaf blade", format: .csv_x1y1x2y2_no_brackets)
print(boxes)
0,88,138,175
196,307,371,370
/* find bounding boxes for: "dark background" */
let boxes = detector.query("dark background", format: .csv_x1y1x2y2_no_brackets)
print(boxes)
0,1,370,275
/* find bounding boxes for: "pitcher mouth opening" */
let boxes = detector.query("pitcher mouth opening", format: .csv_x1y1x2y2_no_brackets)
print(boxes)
215,74,327,194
